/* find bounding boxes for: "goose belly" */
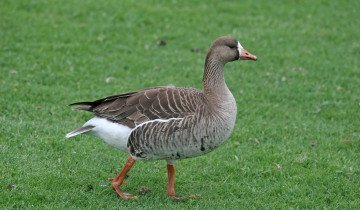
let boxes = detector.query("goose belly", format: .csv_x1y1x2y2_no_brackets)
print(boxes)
84,117,132,152
128,117,236,160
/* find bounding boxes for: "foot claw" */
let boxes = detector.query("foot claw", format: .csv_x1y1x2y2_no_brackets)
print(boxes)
122,193,139,200
112,182,138,200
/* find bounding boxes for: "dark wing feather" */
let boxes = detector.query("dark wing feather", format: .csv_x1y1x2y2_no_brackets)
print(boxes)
69,86,205,128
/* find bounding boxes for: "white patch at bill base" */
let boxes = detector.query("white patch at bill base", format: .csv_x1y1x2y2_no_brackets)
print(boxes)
237,41,243,57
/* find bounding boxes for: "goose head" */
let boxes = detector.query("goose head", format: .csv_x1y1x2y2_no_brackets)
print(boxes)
208,36,257,63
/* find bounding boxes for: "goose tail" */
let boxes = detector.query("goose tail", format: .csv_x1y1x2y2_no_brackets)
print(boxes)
65,125,95,138
68,102,94,111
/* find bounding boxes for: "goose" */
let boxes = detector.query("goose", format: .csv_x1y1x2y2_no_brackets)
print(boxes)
66,36,257,200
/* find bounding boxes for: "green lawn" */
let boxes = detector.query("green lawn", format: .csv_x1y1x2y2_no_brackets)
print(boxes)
1,0,359,208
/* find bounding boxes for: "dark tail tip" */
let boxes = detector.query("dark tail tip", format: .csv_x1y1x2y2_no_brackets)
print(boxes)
68,102,94,111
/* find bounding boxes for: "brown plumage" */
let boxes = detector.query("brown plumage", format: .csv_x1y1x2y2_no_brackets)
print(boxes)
66,36,257,200
70,87,203,128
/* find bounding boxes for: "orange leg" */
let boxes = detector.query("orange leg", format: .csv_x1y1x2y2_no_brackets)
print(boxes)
166,163,199,201
166,164,176,197
108,156,137,200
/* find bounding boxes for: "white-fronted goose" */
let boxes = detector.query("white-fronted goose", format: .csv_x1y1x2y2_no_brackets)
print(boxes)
66,36,257,200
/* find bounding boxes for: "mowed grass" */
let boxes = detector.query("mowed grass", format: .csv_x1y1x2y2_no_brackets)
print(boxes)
1,0,359,208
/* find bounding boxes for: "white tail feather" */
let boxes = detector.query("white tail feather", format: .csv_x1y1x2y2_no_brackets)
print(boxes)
65,125,95,138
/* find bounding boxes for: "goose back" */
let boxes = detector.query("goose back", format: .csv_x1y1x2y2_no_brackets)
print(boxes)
71,86,205,128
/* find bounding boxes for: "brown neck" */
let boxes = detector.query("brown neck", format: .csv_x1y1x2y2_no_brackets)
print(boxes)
202,55,228,97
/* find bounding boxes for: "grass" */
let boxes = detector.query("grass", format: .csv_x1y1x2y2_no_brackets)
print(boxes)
1,0,359,208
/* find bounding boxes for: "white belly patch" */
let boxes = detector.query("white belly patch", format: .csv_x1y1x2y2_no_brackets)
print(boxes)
84,117,132,152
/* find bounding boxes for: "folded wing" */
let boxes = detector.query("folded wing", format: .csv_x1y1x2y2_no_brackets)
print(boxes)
69,86,205,129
